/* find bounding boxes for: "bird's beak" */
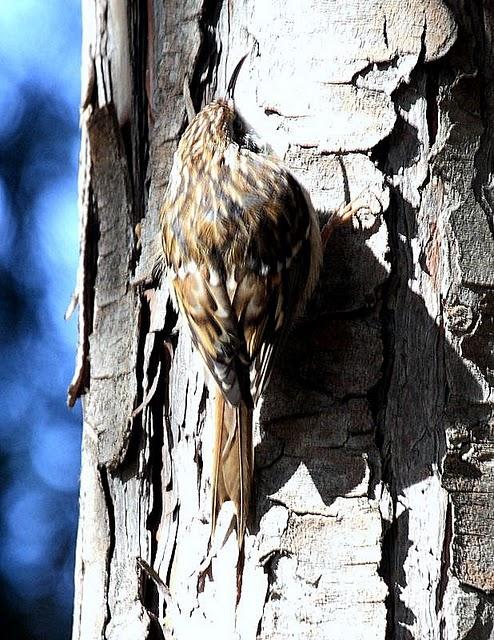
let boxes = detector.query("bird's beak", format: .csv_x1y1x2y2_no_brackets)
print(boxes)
226,54,249,100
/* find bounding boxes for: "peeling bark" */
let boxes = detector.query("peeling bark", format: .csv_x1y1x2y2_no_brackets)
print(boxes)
72,1,494,639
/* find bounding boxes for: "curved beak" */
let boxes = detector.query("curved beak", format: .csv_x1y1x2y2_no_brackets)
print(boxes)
226,54,249,100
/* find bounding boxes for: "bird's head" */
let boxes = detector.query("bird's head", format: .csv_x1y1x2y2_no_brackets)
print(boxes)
178,55,253,159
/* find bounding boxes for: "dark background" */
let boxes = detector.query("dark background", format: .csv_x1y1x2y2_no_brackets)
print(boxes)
0,2,82,638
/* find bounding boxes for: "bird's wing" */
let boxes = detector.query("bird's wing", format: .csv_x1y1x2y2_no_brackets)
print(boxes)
161,151,318,406
170,260,252,406
230,165,315,403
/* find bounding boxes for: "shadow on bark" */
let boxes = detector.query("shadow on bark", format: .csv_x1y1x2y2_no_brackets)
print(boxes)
254,183,482,636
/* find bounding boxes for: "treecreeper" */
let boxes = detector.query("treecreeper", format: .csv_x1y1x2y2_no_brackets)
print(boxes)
158,55,358,547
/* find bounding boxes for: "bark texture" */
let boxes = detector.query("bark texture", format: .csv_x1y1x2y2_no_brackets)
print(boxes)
72,1,494,638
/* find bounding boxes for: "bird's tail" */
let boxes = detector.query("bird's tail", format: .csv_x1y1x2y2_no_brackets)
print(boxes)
211,393,253,546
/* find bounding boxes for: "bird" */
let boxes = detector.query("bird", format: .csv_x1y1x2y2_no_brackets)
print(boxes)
159,55,323,546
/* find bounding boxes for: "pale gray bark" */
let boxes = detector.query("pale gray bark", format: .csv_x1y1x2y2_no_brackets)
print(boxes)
71,1,494,639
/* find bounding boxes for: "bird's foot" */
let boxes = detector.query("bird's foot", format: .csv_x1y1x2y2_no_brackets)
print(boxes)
321,192,382,249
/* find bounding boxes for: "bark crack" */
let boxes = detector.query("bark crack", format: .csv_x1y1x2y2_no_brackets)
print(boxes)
99,465,116,636
68,186,100,406
436,499,452,618
191,0,224,108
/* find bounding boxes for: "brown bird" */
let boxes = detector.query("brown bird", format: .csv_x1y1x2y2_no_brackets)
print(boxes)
159,56,323,545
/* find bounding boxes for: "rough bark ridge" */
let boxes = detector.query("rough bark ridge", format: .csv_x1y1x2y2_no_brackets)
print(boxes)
72,1,494,639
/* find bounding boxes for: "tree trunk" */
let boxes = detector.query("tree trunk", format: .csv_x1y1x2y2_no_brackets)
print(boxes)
71,1,494,638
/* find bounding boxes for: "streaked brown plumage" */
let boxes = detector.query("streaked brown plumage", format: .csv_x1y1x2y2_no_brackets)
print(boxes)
159,59,322,545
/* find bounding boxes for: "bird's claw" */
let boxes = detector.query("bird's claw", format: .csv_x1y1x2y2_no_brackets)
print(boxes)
321,191,382,249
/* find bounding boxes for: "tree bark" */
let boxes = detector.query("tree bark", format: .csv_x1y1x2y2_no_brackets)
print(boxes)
71,1,494,638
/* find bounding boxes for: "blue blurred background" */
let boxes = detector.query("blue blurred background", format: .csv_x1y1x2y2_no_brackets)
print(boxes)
0,1,82,638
